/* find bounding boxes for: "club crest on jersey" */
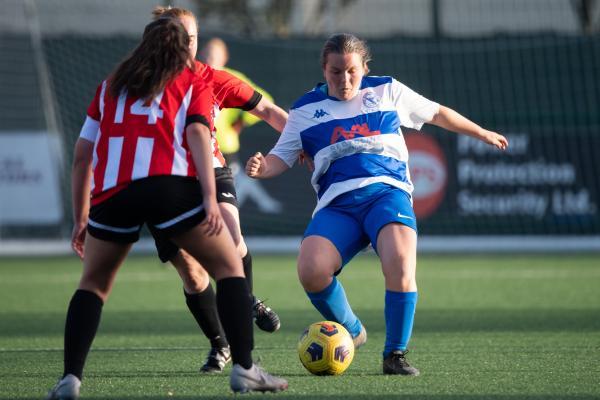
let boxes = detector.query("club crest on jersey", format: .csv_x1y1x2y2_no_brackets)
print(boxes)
361,89,381,113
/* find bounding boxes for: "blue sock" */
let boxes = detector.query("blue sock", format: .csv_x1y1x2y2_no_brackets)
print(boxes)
306,278,362,337
384,290,418,357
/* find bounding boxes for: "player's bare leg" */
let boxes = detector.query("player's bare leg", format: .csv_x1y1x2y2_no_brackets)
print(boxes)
170,250,231,373
47,237,132,400
298,236,366,348
171,224,287,392
377,223,420,375
221,202,281,332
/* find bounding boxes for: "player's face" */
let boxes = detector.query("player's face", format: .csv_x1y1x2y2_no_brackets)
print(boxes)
204,44,228,69
180,15,198,59
323,52,366,101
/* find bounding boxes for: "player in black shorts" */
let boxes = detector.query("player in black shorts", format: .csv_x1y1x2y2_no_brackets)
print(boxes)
46,17,287,400
150,167,282,372
148,6,286,375
153,168,240,263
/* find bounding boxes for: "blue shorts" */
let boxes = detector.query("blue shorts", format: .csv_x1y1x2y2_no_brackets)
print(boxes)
303,183,417,268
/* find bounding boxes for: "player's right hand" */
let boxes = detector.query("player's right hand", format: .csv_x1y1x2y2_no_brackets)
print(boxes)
298,151,315,172
246,152,265,178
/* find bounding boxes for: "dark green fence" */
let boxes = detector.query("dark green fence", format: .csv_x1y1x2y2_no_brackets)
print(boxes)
41,34,599,236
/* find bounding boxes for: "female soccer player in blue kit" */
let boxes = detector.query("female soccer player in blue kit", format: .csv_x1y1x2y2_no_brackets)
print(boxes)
246,33,508,375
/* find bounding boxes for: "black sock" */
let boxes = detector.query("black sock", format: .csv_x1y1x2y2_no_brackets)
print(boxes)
184,285,228,349
216,277,253,369
63,289,103,380
242,251,253,294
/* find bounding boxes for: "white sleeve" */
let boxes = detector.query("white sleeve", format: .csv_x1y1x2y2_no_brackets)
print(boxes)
79,116,99,143
390,79,439,130
268,110,303,167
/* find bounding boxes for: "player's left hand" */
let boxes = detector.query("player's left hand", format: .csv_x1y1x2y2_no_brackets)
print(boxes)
482,130,509,150
201,198,223,236
71,221,87,259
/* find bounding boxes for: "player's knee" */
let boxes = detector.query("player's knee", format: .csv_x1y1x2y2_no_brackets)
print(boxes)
297,261,331,292
382,268,416,292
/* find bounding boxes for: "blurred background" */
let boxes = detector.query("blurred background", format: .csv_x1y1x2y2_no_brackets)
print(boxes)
0,0,599,254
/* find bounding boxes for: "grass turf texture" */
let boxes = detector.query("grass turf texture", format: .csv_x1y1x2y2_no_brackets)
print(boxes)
0,254,598,399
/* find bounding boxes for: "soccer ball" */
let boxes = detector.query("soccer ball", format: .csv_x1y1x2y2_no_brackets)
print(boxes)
297,321,354,375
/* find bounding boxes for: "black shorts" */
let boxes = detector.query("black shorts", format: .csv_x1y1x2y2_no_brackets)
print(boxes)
151,167,239,262
214,167,238,207
87,176,206,243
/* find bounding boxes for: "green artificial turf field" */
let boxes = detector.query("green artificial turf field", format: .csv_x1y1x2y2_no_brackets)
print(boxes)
0,253,598,399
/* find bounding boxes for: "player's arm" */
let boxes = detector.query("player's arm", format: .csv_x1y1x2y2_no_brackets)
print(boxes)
186,78,224,235
248,97,288,133
430,105,508,150
186,122,223,236
247,109,303,178
71,137,94,259
216,69,288,132
246,152,290,179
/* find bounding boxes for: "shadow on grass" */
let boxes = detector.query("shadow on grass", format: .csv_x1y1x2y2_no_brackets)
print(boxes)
1,308,599,338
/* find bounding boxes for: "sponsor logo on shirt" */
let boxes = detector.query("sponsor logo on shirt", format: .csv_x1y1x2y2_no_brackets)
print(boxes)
330,123,381,144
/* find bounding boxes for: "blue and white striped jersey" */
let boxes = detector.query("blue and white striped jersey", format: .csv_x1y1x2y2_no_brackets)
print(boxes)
270,76,439,215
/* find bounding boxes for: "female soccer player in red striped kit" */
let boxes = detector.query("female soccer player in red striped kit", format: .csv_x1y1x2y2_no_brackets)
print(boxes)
46,17,287,400
148,6,286,374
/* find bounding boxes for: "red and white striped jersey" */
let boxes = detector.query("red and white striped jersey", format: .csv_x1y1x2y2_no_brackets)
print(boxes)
81,66,213,205
194,61,262,168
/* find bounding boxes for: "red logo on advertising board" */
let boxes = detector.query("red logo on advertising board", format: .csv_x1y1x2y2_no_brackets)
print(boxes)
404,131,447,219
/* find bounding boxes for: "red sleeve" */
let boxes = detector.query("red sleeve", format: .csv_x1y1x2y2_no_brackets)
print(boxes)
212,69,262,111
185,77,214,130
86,82,103,121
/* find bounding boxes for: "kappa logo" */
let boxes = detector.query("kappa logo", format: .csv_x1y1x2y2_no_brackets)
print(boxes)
313,109,329,119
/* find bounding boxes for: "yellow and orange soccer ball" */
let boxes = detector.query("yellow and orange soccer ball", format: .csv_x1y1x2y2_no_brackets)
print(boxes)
297,321,354,375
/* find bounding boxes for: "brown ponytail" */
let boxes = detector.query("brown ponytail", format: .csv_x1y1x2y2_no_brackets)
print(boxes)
108,17,193,101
